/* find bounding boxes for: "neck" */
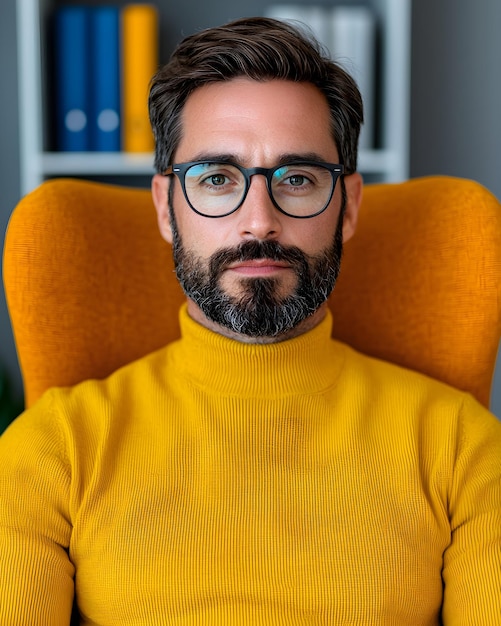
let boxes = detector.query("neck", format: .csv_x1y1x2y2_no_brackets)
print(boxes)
186,299,328,345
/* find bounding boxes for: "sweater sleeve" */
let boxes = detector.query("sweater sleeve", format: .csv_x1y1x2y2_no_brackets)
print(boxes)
0,391,75,626
442,395,501,625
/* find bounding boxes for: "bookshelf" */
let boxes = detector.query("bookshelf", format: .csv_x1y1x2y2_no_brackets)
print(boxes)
16,0,411,196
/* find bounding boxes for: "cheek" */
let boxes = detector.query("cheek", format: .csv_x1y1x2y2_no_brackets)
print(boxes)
175,212,234,258
296,220,338,255
294,190,343,254
173,208,238,257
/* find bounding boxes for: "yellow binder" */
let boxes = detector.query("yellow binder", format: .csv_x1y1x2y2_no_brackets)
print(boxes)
122,4,158,152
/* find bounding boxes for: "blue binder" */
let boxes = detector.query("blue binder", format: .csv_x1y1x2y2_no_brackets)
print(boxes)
90,6,121,151
54,6,91,151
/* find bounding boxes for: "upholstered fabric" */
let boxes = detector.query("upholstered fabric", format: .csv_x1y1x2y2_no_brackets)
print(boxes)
332,176,501,408
3,176,501,408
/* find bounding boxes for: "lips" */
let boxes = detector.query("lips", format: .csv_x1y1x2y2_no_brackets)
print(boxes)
229,259,290,268
227,259,292,276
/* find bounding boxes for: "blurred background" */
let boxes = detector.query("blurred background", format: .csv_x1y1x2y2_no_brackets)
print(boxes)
1,0,501,423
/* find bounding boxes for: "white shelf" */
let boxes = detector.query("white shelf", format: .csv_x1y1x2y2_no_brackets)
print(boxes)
17,0,412,195
40,152,155,176
36,149,402,179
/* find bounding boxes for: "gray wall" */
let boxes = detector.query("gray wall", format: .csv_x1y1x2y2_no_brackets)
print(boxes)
0,0,22,401
1,0,501,414
410,0,501,416
411,0,501,197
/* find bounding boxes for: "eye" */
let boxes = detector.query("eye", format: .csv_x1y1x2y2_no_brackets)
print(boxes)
203,173,228,186
186,163,241,190
273,165,314,190
287,174,308,187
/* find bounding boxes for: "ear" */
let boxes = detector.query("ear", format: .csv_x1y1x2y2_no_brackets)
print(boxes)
341,172,363,243
151,174,173,244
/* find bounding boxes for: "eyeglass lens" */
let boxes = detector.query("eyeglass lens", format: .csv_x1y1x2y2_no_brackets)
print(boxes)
183,162,335,217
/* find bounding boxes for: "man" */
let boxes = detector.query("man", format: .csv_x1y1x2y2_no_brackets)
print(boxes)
1,17,500,626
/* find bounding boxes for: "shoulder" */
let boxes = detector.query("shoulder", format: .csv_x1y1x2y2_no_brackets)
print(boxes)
54,343,171,407
1,345,172,459
338,339,471,399
334,342,501,493
335,339,501,437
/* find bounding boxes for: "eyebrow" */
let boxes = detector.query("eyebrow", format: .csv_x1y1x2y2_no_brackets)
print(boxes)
184,152,333,166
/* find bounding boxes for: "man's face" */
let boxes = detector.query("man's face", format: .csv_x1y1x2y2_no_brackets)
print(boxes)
152,78,362,341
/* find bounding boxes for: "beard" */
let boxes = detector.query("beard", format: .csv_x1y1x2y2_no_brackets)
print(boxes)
168,189,345,338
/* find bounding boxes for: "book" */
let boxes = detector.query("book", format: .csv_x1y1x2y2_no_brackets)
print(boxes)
264,4,377,150
328,7,377,149
264,4,329,50
53,6,91,151
121,4,159,153
90,6,121,151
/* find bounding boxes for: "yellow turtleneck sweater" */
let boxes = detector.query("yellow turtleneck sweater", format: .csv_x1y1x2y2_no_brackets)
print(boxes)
1,306,500,625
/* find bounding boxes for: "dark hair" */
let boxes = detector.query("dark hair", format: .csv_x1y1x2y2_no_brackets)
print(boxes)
149,16,363,174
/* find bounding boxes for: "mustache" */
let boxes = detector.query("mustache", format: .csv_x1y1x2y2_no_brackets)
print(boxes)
209,240,309,277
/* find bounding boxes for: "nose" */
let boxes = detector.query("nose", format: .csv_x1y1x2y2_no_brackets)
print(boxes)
236,173,282,240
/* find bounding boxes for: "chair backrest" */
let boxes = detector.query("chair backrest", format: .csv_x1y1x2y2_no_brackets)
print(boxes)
3,176,501,409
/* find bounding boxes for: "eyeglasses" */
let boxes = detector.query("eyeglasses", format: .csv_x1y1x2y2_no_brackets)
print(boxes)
162,160,344,219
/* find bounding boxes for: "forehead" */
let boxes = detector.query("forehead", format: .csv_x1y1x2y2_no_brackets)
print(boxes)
175,78,338,164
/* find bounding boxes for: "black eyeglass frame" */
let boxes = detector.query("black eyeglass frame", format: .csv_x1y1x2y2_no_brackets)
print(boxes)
162,160,345,219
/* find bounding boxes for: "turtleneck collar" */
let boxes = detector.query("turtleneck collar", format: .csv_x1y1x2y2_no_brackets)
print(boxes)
168,304,346,397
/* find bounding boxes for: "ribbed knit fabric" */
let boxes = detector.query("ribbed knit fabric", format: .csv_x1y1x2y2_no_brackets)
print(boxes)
1,305,500,625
